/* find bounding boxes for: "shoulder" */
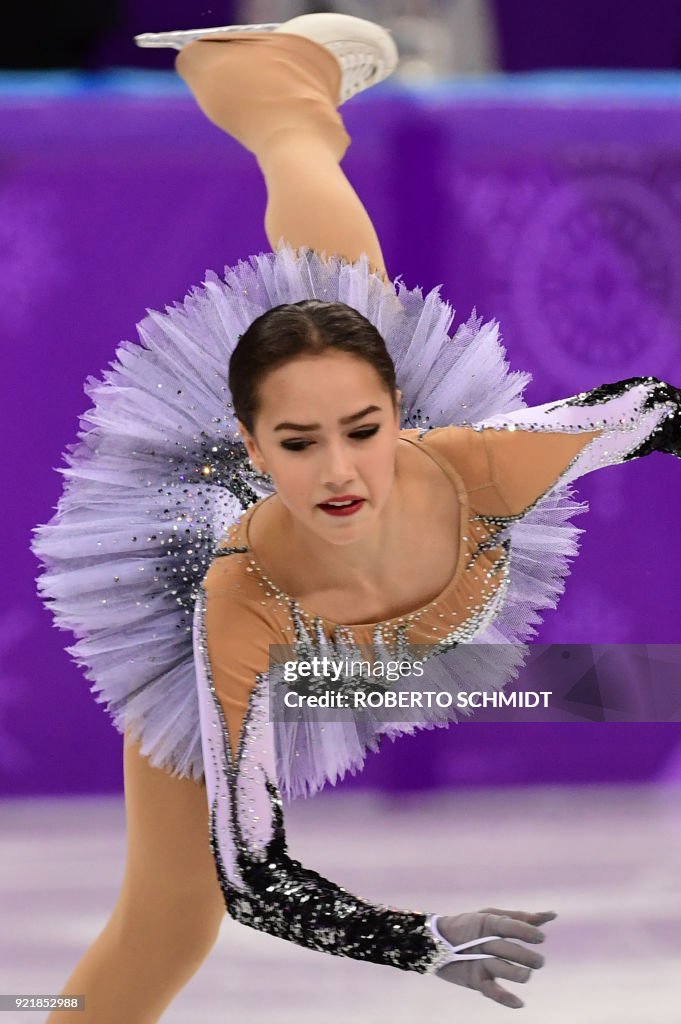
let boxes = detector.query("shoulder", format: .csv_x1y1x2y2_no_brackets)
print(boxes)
201,545,281,636
399,424,494,497
400,421,602,517
200,551,284,692
202,543,253,598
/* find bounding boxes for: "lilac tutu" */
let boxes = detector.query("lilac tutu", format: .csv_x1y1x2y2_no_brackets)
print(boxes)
30,246,587,793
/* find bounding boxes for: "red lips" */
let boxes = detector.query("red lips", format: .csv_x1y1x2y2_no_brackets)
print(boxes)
317,495,366,517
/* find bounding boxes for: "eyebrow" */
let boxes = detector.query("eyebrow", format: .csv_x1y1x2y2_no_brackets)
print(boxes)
273,405,383,432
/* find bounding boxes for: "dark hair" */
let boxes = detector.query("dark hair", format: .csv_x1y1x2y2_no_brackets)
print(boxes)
228,300,398,434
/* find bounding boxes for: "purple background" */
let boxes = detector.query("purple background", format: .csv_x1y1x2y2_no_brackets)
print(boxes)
490,0,681,72
3,72,681,796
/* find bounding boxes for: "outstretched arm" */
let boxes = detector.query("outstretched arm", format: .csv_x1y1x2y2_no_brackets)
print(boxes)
422,376,681,519
475,376,681,517
196,582,436,972
192,574,552,1008
175,32,388,278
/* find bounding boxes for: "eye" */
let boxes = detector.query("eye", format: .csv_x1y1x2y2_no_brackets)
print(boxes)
280,439,312,451
280,425,380,452
349,425,380,440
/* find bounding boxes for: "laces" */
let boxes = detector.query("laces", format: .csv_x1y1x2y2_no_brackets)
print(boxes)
325,42,393,103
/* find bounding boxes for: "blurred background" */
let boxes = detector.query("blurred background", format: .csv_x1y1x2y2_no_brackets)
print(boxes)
4,0,681,74
2,1,681,1021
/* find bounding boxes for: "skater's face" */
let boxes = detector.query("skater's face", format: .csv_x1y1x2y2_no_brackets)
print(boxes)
240,350,401,545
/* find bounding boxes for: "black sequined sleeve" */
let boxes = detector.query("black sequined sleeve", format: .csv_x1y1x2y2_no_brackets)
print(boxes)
468,376,681,517
193,583,459,975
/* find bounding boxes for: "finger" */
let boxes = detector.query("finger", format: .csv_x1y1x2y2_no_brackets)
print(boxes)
496,915,547,944
476,938,545,970
479,977,524,1010
486,959,533,985
481,913,545,945
480,907,557,923
480,907,557,925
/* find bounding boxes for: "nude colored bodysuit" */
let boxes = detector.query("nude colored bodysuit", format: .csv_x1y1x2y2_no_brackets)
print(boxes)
192,375,680,975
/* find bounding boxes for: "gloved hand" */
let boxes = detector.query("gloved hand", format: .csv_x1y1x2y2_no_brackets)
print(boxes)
432,907,557,1009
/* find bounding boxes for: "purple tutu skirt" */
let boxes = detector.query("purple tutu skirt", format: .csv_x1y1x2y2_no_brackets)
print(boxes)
30,247,587,794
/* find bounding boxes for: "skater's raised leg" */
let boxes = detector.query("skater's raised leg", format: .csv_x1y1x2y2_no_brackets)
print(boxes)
175,31,389,279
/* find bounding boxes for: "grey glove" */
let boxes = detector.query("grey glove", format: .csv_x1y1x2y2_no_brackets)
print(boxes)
428,907,557,1009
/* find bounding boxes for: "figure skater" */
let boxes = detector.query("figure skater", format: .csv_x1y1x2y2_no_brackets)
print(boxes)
31,13,680,1023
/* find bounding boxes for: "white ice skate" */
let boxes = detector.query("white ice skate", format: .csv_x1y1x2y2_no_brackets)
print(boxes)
133,12,399,105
